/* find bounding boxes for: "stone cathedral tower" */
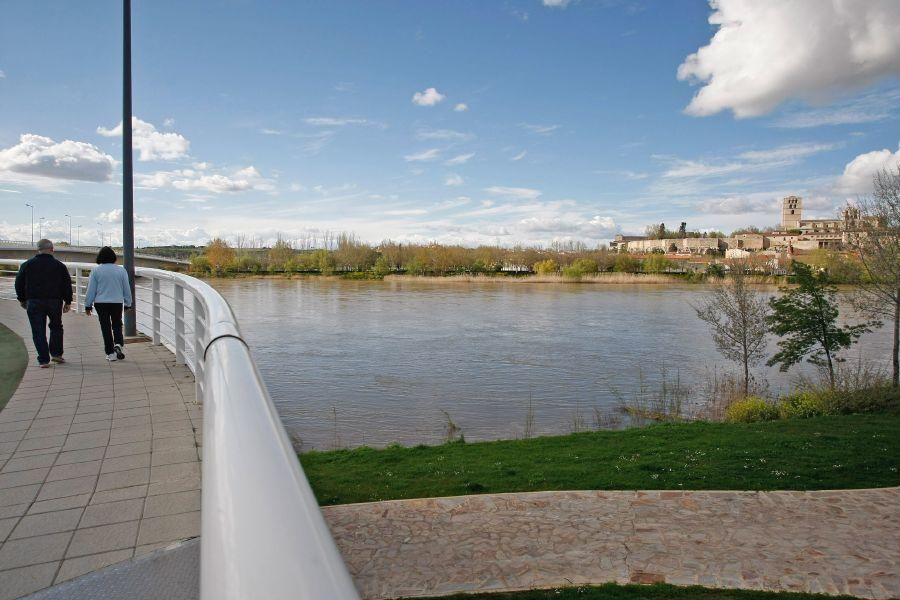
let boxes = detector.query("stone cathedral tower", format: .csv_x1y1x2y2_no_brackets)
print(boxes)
782,196,802,230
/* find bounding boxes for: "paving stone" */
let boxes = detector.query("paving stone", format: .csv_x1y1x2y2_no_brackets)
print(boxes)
137,511,200,546
62,430,110,452
66,520,139,558
90,485,148,505
55,548,134,584
101,452,151,474
45,459,102,482
142,490,200,518
35,475,97,502
0,483,40,507
80,498,144,528
0,517,16,542
27,493,92,515
54,447,105,466
9,507,83,539
0,531,71,570
0,503,28,520
96,467,149,492
150,461,200,483
0,467,49,489
104,440,151,459
0,453,56,473
16,435,66,453
0,562,59,600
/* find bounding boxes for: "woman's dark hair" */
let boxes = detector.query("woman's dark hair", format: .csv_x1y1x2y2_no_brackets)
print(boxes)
96,246,117,264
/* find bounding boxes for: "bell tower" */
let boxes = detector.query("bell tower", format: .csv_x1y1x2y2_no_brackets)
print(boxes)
782,196,801,230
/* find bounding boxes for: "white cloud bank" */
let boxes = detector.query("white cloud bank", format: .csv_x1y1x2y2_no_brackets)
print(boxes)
485,186,542,200
97,117,190,161
678,0,900,118
137,165,271,193
412,87,445,107
98,208,154,224
404,149,440,162
836,143,900,194
454,103,468,112
542,0,571,7
0,134,116,182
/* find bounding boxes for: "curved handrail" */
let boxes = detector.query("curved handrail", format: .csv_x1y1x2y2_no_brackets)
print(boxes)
0,259,360,600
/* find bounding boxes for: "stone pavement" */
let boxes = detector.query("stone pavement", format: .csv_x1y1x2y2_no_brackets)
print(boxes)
324,488,900,600
0,301,201,600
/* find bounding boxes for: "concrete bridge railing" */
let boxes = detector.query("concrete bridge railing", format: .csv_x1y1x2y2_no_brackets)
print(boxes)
0,259,360,600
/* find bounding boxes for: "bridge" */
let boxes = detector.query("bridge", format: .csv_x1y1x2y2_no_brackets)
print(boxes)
0,259,897,600
0,242,190,270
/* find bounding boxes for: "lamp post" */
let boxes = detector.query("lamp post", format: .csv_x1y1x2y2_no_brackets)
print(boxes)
65,214,72,246
39,217,45,240
76,225,82,246
25,203,34,245
123,0,137,336
97,222,104,247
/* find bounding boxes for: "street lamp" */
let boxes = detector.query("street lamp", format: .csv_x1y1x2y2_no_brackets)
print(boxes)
65,214,72,246
76,225,82,246
39,217,45,240
97,222,104,247
24,203,34,245
123,0,137,336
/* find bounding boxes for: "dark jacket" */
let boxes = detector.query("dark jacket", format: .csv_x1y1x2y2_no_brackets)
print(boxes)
15,254,74,303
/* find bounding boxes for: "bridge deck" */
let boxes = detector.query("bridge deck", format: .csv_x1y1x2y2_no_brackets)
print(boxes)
0,301,201,599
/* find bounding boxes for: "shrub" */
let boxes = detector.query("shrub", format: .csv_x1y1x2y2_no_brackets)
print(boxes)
724,397,780,423
533,259,558,275
190,255,211,274
820,385,899,415
562,258,598,278
778,391,826,419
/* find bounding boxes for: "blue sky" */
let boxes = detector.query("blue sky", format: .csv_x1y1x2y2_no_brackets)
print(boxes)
1,0,899,247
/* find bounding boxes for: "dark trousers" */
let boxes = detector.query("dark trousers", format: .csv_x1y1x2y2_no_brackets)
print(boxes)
95,303,124,356
26,299,64,365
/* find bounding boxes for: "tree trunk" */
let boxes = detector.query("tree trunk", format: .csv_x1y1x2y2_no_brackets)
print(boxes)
825,346,835,390
893,291,899,388
743,357,750,397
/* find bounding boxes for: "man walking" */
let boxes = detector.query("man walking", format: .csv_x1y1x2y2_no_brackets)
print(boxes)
15,239,73,368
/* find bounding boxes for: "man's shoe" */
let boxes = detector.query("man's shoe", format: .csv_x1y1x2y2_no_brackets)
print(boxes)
39,362,51,369
114,344,125,360
106,353,118,362
51,356,65,364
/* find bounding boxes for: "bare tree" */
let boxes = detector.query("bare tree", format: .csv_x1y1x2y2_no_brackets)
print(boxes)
694,262,770,395
850,166,900,387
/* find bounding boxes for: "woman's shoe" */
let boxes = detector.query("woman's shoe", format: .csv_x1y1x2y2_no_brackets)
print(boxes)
115,344,125,360
106,353,118,362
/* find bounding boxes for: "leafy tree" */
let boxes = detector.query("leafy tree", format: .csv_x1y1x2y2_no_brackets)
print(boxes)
267,238,294,270
613,253,640,273
643,253,671,273
533,259,559,275
204,238,235,273
694,264,769,395
850,166,900,387
372,255,393,278
561,258,598,278
767,261,873,388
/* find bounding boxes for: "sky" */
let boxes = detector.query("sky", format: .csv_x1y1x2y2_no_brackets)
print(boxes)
0,0,899,248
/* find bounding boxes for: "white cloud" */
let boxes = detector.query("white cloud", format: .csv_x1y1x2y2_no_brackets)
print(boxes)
412,87,445,107
415,129,473,141
519,215,616,238
260,128,284,135
445,174,464,186
137,165,271,193
97,117,190,161
662,142,835,178
737,143,836,162
542,0,571,7
678,0,900,118
773,89,900,128
303,117,376,127
484,186,542,200
511,151,527,161
522,123,559,135
0,69,5,78
0,133,116,182
404,148,440,162
445,152,475,166
836,143,900,194
596,169,648,180
98,208,154,224
454,103,468,112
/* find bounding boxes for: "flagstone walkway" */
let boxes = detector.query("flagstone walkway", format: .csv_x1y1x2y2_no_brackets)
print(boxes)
0,301,201,600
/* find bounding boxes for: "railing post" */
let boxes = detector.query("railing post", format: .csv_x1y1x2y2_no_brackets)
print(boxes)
174,284,185,365
193,295,205,404
74,268,82,313
152,277,161,345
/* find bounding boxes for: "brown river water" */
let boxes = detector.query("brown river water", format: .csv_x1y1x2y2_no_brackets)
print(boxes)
207,279,892,450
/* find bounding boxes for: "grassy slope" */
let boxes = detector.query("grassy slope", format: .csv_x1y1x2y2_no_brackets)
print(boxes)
409,583,856,600
0,322,28,411
301,411,900,505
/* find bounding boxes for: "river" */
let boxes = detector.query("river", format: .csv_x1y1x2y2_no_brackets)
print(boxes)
212,278,891,450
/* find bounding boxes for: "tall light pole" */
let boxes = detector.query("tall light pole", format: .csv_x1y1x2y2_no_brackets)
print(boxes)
97,222,105,247
25,203,34,245
76,225,82,246
123,0,137,336
39,217,45,239
65,214,72,245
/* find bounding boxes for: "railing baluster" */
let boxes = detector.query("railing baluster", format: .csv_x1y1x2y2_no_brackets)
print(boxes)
175,284,185,365
74,268,82,313
193,295,205,404
152,277,161,345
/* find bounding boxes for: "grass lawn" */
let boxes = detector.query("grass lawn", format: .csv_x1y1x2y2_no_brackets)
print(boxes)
408,583,857,599
301,409,900,505
0,322,27,411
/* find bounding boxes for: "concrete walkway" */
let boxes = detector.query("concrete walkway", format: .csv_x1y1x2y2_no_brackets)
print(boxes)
324,488,900,599
0,301,201,600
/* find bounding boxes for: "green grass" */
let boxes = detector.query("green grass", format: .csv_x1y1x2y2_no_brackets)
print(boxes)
300,410,900,505
0,322,28,411
408,583,856,599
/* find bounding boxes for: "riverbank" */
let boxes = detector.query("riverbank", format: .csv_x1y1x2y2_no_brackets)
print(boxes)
300,409,900,505
0,321,27,410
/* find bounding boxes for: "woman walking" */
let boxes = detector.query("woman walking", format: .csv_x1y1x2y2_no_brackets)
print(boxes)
84,247,133,361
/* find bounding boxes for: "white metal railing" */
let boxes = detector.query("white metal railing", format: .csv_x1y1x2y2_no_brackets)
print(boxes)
1,259,359,600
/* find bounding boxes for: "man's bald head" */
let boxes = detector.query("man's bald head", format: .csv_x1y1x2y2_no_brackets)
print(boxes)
37,239,54,254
